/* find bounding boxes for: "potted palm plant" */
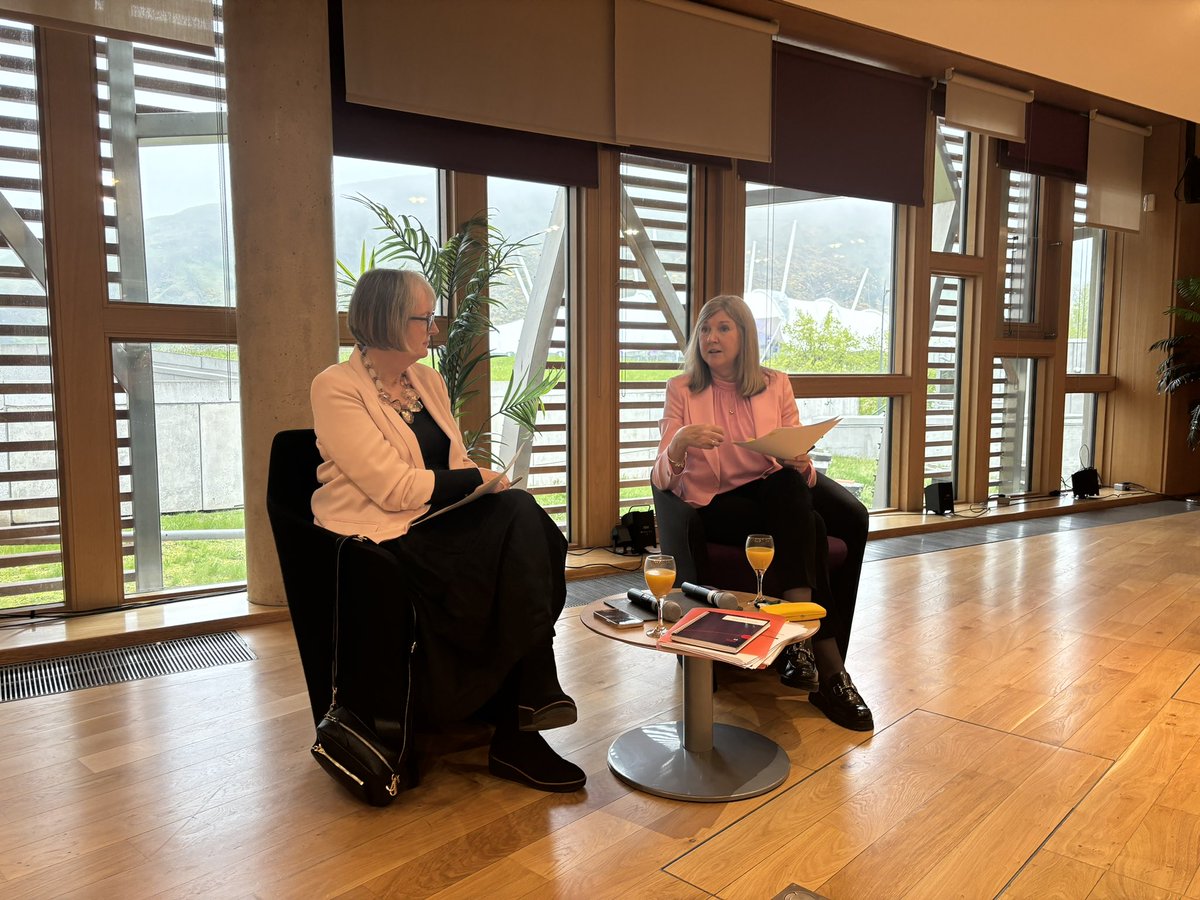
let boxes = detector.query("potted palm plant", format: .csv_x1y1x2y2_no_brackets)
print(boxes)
337,195,560,466
1150,276,1200,450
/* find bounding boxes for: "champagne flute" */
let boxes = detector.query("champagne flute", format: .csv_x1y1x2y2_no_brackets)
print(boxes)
745,534,774,605
643,553,676,638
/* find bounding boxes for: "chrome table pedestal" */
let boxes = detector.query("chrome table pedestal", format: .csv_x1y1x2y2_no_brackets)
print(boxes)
606,654,791,802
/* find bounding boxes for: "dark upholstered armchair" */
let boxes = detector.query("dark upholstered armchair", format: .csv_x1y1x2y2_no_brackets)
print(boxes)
265,429,415,747
651,485,847,595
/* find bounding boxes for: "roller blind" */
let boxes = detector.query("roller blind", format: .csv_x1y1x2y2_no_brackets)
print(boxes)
1,0,214,51
341,0,615,145
1085,112,1151,232
329,1,599,187
613,0,775,161
997,102,1089,184
944,70,1034,142
738,43,929,207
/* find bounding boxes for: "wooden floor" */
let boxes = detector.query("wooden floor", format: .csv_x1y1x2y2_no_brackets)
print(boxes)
4,510,1200,898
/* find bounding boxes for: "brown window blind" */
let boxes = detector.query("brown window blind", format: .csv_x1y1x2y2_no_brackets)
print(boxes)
998,102,1089,184
738,43,929,207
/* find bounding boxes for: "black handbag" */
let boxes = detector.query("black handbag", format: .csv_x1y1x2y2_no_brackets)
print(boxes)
310,535,409,806
313,703,400,806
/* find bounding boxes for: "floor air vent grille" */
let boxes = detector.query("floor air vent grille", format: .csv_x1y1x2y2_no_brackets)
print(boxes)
0,631,256,703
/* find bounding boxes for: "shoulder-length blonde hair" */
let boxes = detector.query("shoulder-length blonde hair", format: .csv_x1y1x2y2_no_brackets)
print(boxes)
682,294,768,396
347,268,431,352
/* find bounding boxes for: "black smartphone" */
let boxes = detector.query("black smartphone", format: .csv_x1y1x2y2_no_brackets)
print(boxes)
593,606,642,629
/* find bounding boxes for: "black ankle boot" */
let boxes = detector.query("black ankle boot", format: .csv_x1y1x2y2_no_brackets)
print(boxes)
775,641,819,691
809,671,874,732
488,729,586,792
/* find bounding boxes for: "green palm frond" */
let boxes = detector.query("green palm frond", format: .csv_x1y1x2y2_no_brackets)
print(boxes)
1151,277,1200,451
335,241,378,293
495,366,563,435
343,197,554,459
1176,276,1200,303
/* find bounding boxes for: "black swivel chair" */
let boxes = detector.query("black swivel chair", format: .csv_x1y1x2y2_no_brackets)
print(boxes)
265,429,415,754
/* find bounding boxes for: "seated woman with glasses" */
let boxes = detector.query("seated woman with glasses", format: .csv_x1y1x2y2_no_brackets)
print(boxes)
310,268,584,792
651,294,873,732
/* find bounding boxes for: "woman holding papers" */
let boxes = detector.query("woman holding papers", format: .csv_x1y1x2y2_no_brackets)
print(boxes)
310,268,583,792
651,295,873,731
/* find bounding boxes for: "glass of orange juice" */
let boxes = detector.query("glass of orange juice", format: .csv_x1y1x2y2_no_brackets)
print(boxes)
745,534,774,605
643,553,676,638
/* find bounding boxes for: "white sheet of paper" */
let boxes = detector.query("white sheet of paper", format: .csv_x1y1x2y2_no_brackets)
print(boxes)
416,472,524,524
414,440,529,525
735,417,840,460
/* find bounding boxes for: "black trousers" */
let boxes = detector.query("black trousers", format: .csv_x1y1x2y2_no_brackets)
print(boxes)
697,468,866,661
810,470,869,660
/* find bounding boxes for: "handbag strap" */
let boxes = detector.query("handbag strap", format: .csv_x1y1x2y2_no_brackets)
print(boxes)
328,533,355,709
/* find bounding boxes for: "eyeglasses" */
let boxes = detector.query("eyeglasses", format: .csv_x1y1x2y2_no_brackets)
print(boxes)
408,313,436,331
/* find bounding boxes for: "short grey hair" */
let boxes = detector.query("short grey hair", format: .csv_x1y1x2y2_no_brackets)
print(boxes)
347,268,431,352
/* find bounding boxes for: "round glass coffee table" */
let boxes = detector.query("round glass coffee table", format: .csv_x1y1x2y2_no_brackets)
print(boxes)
581,591,818,802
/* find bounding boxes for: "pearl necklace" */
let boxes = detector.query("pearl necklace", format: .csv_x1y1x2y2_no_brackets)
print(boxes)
359,346,424,424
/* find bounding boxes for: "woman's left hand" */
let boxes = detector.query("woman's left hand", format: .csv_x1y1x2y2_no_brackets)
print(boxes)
780,452,818,487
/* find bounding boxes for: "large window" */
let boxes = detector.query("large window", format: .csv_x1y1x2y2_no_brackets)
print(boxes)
931,121,972,255
742,183,895,513
618,153,692,513
487,176,571,532
799,396,892,509
990,357,1038,495
1069,186,1106,375
0,21,62,609
744,184,894,375
332,157,441,309
113,342,243,597
999,170,1041,326
925,276,966,488
99,36,232,306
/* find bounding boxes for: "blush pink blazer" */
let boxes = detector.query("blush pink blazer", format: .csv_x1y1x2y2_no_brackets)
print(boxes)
310,352,476,541
651,369,799,507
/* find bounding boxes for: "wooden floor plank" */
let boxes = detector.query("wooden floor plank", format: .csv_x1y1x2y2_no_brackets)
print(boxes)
1002,849,1106,899
1046,700,1200,869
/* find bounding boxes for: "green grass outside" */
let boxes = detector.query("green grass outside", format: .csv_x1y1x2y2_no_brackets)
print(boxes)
0,509,248,610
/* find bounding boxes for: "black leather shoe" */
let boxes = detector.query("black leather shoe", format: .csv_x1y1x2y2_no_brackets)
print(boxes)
517,694,578,731
809,672,874,732
776,642,819,691
489,730,586,792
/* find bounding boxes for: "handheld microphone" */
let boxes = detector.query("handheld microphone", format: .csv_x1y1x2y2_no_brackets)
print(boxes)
680,582,739,610
626,588,682,622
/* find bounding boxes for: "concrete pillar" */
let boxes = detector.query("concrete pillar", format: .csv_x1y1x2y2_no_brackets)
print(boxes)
225,0,338,605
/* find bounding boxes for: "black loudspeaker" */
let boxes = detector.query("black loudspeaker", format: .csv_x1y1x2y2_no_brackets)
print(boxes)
1180,123,1200,203
1181,156,1200,204
924,481,954,515
620,509,657,554
1071,467,1101,499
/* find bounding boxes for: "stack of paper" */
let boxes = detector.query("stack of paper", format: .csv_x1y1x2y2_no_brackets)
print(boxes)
656,607,811,669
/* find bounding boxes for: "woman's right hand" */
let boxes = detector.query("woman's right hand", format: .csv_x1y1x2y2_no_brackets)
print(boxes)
670,423,725,456
477,467,511,491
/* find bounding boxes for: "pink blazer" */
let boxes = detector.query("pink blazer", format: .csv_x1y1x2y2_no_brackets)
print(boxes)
651,369,799,507
310,353,476,541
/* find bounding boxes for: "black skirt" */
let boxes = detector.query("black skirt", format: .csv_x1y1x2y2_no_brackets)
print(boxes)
382,489,567,724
